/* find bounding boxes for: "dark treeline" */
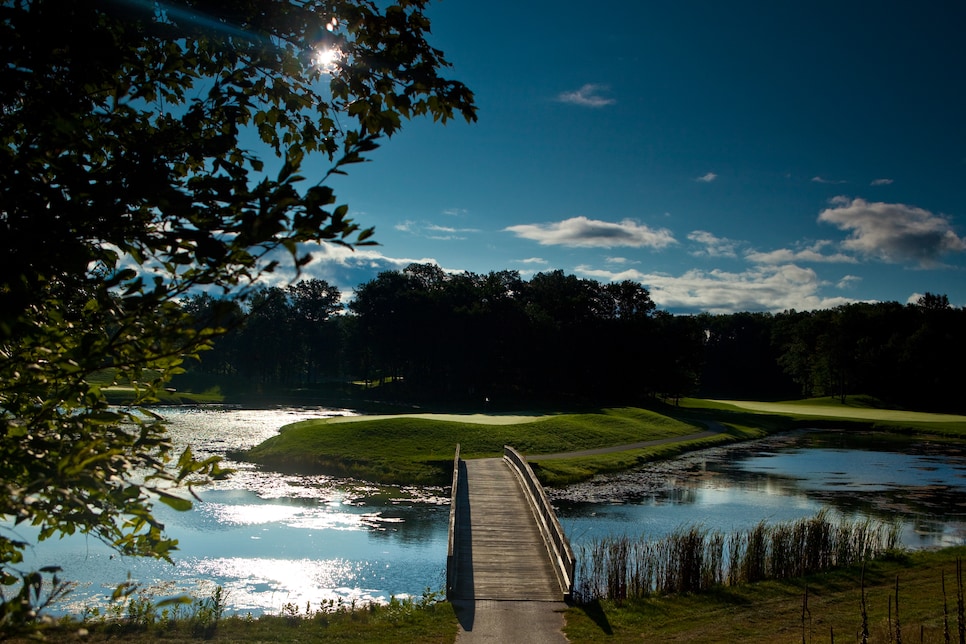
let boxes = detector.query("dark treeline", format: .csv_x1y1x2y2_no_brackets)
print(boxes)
180,264,966,412
700,292,966,411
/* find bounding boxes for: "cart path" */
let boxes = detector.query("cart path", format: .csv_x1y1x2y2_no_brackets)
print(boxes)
527,421,728,460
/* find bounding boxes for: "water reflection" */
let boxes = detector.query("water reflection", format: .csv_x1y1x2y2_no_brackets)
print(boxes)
555,429,966,552
13,406,450,617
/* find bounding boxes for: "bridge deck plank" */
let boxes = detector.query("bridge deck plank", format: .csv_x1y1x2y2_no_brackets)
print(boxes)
450,458,563,601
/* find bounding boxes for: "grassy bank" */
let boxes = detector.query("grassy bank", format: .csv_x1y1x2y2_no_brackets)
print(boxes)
8,593,458,643
243,407,710,485
565,546,966,643
242,397,966,486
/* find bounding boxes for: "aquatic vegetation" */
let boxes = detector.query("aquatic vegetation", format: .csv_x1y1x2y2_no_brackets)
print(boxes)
574,511,901,602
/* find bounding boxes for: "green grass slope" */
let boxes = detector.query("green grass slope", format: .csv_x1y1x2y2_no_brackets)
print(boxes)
244,397,966,485
243,408,706,485
565,547,966,643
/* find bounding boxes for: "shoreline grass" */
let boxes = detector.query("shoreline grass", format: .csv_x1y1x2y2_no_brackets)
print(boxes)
565,546,966,643
6,591,458,643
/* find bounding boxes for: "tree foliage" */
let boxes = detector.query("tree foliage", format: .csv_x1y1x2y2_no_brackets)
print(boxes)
701,294,966,409
186,267,696,404
191,275,966,415
0,0,474,625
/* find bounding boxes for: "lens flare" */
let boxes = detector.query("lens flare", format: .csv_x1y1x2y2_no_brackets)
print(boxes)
314,47,342,73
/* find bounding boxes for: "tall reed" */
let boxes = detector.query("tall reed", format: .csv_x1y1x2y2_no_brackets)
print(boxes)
574,512,902,603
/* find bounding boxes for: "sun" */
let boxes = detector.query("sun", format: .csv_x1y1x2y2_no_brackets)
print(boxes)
312,16,342,73
313,46,342,73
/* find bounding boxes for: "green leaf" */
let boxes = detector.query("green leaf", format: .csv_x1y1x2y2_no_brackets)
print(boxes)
0,0,476,589
156,491,193,512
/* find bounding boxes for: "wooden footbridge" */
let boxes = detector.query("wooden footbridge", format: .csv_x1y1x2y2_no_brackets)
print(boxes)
446,445,575,602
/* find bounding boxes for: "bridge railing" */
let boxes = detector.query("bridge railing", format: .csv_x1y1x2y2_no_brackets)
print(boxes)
503,445,575,599
446,443,461,598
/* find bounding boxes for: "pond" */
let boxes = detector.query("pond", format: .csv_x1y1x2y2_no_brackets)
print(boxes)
552,430,966,550
7,408,966,617
13,406,452,617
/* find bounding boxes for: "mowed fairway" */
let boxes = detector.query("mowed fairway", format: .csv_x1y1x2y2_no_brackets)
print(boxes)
709,399,966,424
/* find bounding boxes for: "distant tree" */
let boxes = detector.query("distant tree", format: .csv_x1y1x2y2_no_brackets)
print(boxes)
650,312,704,404
521,271,605,395
349,269,414,385
769,301,966,409
603,280,657,321
288,279,344,383
0,0,474,624
697,312,796,399
916,292,951,310
594,281,657,401
181,292,246,377
903,294,965,409
344,267,705,404
289,279,343,324
236,286,296,385
773,310,822,397
472,271,529,398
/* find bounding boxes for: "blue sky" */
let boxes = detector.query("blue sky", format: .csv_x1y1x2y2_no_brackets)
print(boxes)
278,0,966,314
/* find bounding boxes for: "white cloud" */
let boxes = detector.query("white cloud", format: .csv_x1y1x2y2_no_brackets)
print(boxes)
818,197,966,266
836,275,861,289
575,263,858,314
688,230,739,258
505,216,676,249
695,172,718,183
303,243,433,273
605,256,640,265
396,220,479,241
232,242,441,295
425,224,479,240
517,257,548,265
870,178,894,186
442,208,468,216
811,176,848,185
555,83,615,108
745,240,857,265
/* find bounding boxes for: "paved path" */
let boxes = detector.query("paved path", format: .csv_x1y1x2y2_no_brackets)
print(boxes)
453,599,569,643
